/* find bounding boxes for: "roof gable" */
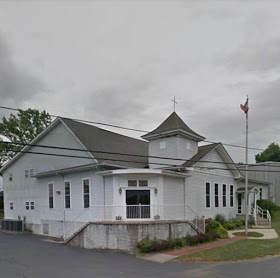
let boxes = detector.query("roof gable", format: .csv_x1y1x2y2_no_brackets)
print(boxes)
142,112,205,141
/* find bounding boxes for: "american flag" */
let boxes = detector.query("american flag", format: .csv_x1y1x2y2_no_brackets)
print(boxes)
240,98,249,114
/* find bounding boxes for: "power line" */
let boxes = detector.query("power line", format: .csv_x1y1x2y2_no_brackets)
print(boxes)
1,146,280,173
1,140,275,168
0,105,266,151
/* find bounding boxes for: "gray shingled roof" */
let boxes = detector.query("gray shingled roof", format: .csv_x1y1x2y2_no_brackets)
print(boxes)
61,118,148,168
142,112,205,141
182,143,219,167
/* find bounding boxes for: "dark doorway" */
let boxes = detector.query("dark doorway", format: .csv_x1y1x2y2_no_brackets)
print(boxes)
126,190,150,219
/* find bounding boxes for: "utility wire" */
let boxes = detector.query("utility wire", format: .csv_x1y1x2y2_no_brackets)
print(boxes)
0,140,274,167
1,147,280,173
0,105,265,151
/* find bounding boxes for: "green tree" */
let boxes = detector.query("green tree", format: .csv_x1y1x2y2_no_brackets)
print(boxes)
255,142,280,163
0,109,52,168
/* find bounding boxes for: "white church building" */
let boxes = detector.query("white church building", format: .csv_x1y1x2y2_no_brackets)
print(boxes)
0,112,269,249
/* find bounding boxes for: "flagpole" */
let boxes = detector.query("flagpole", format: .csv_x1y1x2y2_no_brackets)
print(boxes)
245,96,249,235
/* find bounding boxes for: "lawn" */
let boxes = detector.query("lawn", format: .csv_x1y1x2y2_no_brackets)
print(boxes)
233,231,263,238
177,211,280,262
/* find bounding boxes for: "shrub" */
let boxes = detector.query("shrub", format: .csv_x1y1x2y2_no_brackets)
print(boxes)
224,221,236,230
216,226,228,238
257,199,280,216
206,220,228,238
214,214,227,226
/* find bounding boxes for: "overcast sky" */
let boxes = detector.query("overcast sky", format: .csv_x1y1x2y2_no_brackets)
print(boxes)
0,1,280,164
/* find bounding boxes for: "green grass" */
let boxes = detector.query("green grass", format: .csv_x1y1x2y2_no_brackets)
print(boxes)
233,231,264,238
0,209,3,219
177,210,280,262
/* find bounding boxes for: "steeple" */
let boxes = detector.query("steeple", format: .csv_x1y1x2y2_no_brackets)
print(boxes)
142,112,205,169
142,112,205,142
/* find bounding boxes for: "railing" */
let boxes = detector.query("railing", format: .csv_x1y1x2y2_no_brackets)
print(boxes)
256,205,271,226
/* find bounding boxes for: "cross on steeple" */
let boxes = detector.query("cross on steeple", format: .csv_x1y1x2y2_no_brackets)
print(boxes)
171,96,178,112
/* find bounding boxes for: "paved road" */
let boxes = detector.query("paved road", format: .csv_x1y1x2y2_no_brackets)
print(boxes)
0,230,280,278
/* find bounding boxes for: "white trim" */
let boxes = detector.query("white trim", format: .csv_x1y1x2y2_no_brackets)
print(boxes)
48,182,55,209
64,180,71,209
82,177,91,209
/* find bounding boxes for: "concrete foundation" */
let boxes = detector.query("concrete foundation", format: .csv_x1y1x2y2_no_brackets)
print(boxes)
67,220,197,251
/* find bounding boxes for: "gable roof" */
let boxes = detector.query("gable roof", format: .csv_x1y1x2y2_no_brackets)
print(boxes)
60,118,148,168
0,118,148,173
183,143,219,167
142,112,205,141
182,142,242,179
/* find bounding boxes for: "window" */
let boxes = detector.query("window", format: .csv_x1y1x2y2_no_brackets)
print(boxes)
26,202,30,210
83,179,90,208
206,182,211,208
223,184,227,207
139,180,148,187
29,169,34,177
230,185,234,207
260,188,263,200
128,180,137,187
25,169,29,178
160,141,166,149
215,183,219,207
65,181,71,209
9,173,13,182
10,202,13,210
30,202,35,210
49,183,54,209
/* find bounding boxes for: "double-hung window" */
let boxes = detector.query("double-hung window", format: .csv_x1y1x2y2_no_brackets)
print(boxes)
49,183,54,209
214,183,219,207
206,182,211,208
25,169,29,178
222,184,227,207
230,185,234,207
260,188,263,200
65,181,71,209
9,173,13,181
30,202,35,210
26,202,30,210
83,179,90,208
10,202,13,210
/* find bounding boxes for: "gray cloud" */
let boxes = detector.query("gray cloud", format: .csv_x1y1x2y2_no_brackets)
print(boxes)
0,33,45,102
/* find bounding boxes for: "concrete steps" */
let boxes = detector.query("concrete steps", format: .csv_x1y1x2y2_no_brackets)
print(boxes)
255,217,271,227
63,222,90,245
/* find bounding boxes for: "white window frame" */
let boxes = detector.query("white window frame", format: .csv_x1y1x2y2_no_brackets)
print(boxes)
82,178,91,209
222,184,227,208
214,183,219,208
230,185,234,207
9,173,13,182
160,141,166,149
29,168,34,177
205,182,211,208
25,169,29,178
64,180,71,209
26,201,30,210
48,182,55,209
30,201,35,210
10,202,13,210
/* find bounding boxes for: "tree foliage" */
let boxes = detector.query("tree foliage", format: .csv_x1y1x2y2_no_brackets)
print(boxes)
0,109,52,168
255,142,280,163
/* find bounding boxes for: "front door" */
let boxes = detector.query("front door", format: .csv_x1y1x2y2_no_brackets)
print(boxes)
126,190,150,219
237,194,242,213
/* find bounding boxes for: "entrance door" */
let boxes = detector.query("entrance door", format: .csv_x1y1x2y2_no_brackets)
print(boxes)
126,190,150,219
237,194,242,213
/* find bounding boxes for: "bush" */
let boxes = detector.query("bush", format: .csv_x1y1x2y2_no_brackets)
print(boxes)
257,199,280,216
137,238,178,253
214,214,227,226
206,220,228,238
224,221,236,230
